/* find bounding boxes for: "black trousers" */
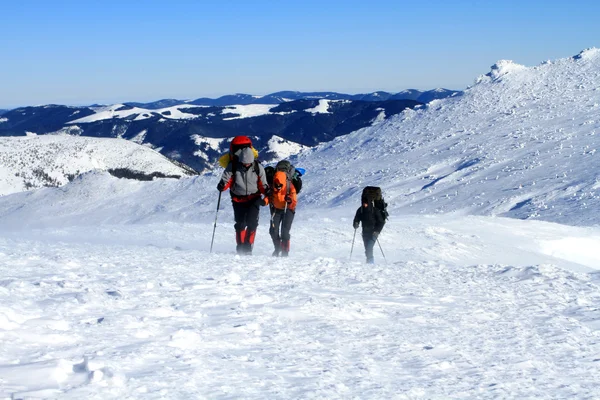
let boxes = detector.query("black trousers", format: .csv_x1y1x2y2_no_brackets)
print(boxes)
232,198,261,245
269,208,295,249
362,231,376,264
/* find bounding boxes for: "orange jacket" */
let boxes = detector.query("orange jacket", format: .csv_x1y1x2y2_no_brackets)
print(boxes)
269,170,297,210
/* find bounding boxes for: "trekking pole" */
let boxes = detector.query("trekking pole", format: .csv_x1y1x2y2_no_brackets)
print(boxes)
350,228,357,259
376,238,387,264
210,191,222,253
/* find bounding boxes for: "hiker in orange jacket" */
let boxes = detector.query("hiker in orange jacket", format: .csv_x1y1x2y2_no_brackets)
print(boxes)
266,170,297,257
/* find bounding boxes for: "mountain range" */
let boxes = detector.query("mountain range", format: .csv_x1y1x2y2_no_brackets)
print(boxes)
124,88,460,109
0,90,459,172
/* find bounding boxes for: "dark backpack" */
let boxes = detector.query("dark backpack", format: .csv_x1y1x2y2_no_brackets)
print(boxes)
362,186,389,220
268,160,303,194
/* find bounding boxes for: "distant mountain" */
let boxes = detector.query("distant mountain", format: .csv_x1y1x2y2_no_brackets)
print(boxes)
124,99,186,110
0,98,421,172
0,109,8,116
123,89,461,109
0,135,196,195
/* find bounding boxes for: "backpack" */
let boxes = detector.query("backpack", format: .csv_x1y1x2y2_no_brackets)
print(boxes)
361,186,389,220
274,160,303,194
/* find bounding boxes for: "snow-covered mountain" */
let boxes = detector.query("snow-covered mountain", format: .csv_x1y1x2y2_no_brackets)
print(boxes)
0,99,420,172
125,89,461,108
296,48,600,226
0,135,196,196
1,50,600,398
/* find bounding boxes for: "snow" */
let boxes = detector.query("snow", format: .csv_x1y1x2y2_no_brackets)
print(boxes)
155,104,206,120
221,104,275,120
1,49,600,398
68,104,149,123
297,47,600,226
0,136,193,195
0,117,7,123
371,108,386,125
130,129,147,144
68,104,203,124
191,135,226,161
265,135,309,161
305,99,331,114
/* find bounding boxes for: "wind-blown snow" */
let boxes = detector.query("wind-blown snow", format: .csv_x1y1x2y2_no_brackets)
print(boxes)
1,49,600,398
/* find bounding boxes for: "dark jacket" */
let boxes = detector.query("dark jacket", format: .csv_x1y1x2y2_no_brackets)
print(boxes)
353,204,385,233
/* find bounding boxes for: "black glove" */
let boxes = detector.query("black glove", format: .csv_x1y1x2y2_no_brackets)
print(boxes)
284,195,292,204
216,181,225,192
353,222,359,229
259,197,268,206
373,231,380,239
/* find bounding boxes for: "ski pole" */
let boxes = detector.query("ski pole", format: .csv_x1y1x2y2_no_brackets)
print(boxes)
376,238,387,264
210,191,222,253
350,228,357,259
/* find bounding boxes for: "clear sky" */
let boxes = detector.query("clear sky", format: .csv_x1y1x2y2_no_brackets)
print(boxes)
1,0,599,109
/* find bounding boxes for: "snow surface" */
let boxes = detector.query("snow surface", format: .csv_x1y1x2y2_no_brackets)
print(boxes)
265,135,309,161
305,99,332,114
0,135,193,195
221,104,276,120
68,104,203,124
0,118,7,123
1,49,600,398
297,48,600,226
191,135,226,161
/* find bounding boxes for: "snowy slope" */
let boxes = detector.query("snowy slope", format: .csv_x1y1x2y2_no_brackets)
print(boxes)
0,175,599,398
1,49,600,398
296,48,600,226
0,135,195,196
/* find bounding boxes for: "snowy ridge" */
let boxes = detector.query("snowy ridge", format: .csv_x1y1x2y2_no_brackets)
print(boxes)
0,135,194,195
69,104,203,123
297,48,600,226
221,104,276,120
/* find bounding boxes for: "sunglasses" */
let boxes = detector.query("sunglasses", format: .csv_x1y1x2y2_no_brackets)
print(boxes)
274,183,283,190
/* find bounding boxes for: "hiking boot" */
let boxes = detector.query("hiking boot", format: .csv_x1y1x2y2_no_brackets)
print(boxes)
272,249,280,257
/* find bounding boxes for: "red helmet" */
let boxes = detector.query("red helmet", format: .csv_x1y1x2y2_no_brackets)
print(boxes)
230,136,252,153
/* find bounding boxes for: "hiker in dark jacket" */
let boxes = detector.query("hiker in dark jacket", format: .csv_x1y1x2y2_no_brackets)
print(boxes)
217,147,269,254
353,198,385,264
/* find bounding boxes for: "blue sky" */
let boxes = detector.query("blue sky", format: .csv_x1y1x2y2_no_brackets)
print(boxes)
1,0,599,108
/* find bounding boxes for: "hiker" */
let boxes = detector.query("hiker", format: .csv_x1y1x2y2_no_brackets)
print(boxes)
353,189,386,264
267,168,298,257
217,145,269,255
